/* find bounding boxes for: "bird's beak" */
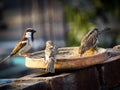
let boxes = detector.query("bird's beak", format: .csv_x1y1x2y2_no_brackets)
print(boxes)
33,30,36,33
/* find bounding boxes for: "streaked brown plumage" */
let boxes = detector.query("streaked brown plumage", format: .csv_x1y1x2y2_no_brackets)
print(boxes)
45,40,58,73
79,27,110,56
0,28,36,63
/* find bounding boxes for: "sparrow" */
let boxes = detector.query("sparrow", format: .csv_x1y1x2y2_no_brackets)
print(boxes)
0,28,36,63
45,40,58,73
79,27,110,56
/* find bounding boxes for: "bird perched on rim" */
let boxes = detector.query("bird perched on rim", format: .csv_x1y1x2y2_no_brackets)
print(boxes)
45,40,58,73
79,27,110,56
0,28,36,64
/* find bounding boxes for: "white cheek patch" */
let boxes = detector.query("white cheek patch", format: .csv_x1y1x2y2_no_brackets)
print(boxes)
25,32,31,38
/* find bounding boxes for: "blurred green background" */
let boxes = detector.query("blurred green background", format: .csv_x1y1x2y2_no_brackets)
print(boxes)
63,0,120,47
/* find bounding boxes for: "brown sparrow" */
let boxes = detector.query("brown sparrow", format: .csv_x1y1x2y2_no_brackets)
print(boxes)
0,28,36,63
79,27,110,56
45,40,58,73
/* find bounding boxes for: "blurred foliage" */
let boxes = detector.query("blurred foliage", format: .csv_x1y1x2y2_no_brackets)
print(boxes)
64,2,95,46
61,0,120,47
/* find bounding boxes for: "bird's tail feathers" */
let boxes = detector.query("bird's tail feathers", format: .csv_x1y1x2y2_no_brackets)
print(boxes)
0,55,10,64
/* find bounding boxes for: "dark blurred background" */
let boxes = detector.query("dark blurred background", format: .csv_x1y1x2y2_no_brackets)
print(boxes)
0,0,120,78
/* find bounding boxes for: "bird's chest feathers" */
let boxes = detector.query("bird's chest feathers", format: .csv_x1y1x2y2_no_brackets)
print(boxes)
25,32,33,45
24,38,32,51
45,49,52,61
27,37,33,46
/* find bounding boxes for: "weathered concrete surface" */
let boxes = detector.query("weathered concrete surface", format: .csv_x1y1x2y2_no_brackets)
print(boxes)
103,59,120,88
47,67,99,90
0,60,120,90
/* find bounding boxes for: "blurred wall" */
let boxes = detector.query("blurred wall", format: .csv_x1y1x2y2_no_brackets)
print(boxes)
0,0,65,56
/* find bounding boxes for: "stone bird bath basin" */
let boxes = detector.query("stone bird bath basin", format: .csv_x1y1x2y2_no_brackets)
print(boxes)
25,46,120,70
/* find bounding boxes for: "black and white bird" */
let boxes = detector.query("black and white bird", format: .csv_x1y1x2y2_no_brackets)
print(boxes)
45,40,58,73
0,28,36,63
79,27,110,56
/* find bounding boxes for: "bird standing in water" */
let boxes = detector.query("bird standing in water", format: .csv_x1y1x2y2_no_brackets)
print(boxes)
79,27,110,56
0,28,36,63
45,40,58,73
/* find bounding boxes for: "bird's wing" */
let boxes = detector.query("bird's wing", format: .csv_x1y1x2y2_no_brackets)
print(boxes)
86,32,97,46
80,32,97,52
10,40,27,56
46,59,55,73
